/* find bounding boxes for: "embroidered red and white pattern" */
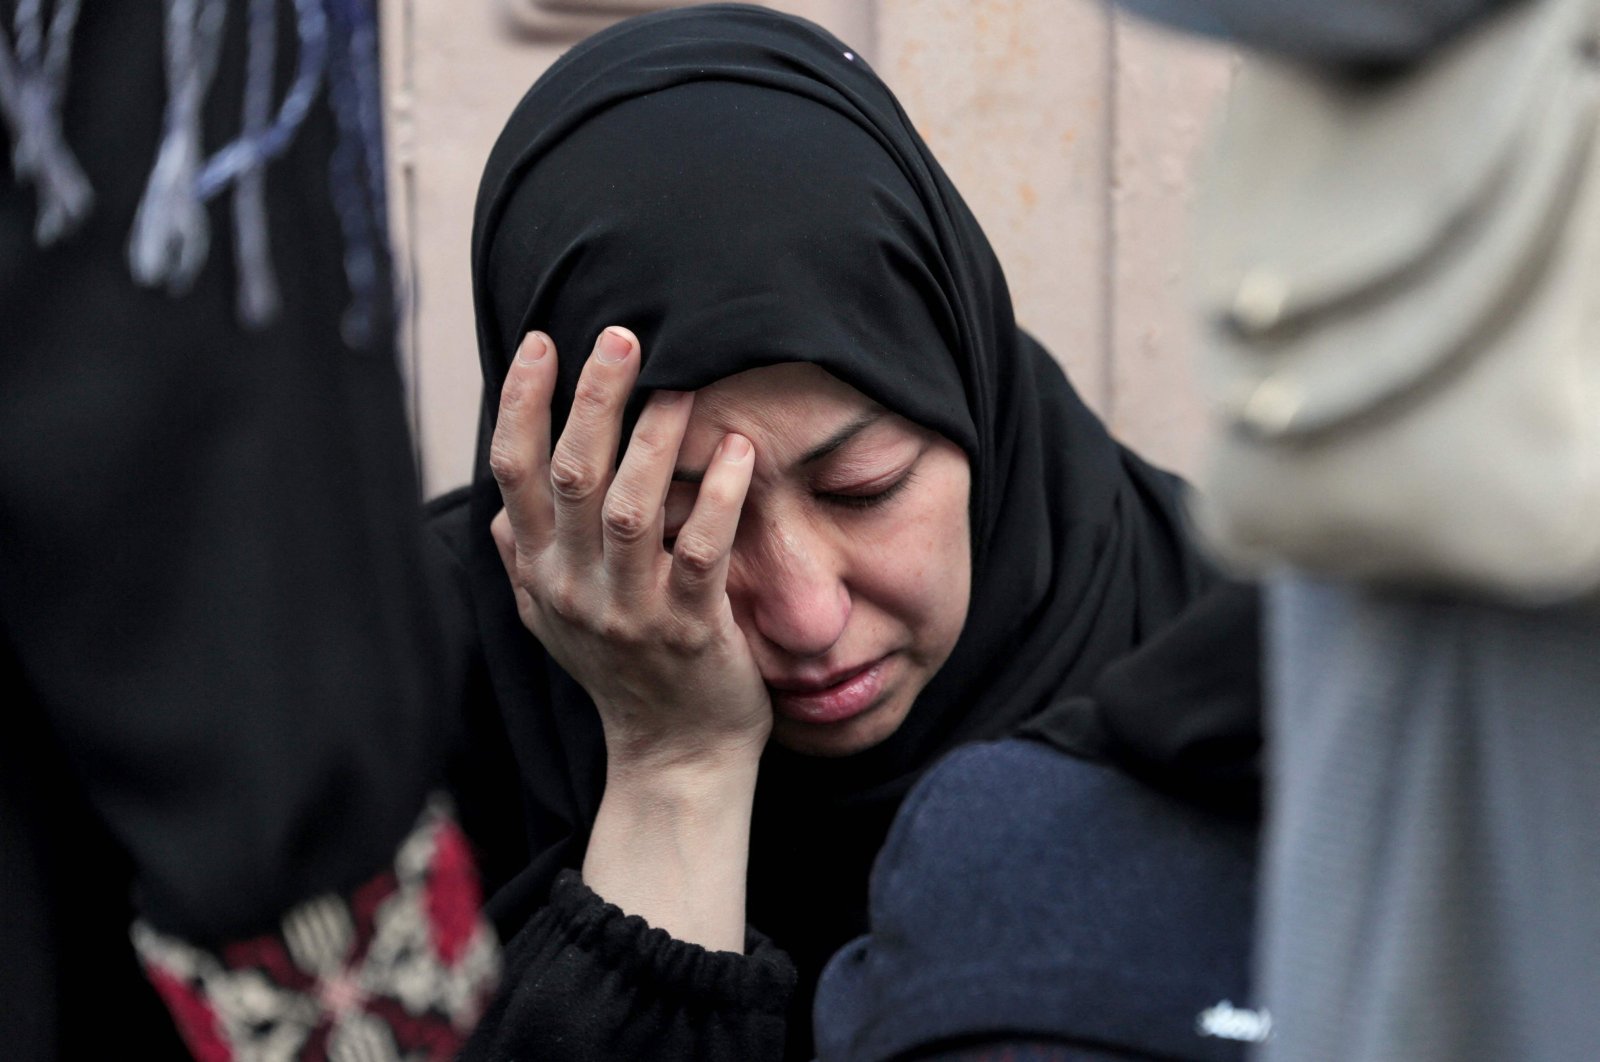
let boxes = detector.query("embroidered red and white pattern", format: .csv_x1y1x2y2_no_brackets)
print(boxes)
133,801,500,1062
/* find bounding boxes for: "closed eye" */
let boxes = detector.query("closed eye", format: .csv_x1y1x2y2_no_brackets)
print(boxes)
818,470,918,510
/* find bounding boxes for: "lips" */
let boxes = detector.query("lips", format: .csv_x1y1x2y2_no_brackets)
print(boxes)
767,657,889,726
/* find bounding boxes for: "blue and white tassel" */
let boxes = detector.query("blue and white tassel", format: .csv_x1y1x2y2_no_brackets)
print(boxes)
0,0,92,245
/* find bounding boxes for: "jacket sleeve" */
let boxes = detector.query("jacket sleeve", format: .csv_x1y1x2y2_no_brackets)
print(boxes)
463,870,797,1062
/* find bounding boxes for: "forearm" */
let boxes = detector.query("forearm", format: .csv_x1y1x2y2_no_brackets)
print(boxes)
583,749,762,953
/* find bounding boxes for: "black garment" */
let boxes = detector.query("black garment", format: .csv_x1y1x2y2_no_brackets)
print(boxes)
447,5,1257,1059
1023,581,1263,817
465,870,797,1060
0,5,447,1058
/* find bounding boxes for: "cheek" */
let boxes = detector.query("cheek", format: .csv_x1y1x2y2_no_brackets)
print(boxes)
854,470,972,653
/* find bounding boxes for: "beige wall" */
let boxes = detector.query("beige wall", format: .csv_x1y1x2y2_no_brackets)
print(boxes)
384,0,1234,494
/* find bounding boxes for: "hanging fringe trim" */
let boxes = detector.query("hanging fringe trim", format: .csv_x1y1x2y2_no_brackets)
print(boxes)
130,0,227,296
197,0,330,327
231,0,283,326
2,0,391,347
194,0,327,200
0,0,92,245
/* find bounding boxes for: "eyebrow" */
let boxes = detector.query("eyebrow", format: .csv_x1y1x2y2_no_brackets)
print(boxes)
671,409,886,485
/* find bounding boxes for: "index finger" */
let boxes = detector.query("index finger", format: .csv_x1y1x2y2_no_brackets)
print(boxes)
488,331,558,550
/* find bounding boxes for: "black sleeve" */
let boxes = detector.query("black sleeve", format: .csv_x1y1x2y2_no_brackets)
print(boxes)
1112,0,1521,65
463,870,798,1062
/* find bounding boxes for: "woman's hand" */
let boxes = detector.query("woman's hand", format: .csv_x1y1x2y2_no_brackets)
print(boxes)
490,326,769,950
488,326,772,773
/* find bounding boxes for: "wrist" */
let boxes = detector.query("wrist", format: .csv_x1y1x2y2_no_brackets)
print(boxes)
600,737,762,833
583,748,761,954
606,732,765,779
598,705,770,779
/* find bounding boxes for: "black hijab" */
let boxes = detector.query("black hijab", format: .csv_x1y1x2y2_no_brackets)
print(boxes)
456,3,1258,1050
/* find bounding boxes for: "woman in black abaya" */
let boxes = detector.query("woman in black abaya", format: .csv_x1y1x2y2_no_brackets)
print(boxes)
431,5,1260,1059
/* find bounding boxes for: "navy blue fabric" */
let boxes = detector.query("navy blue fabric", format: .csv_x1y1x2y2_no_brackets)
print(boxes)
1114,0,1519,65
815,740,1259,1062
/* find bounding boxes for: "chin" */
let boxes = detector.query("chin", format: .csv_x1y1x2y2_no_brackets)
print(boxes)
769,694,914,758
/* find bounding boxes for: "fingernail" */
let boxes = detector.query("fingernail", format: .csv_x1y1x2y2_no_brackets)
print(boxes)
723,434,752,461
517,332,549,364
596,327,633,364
654,389,689,406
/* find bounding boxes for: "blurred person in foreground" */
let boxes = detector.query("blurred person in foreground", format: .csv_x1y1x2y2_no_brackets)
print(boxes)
1116,1,1600,1060
1,3,496,1058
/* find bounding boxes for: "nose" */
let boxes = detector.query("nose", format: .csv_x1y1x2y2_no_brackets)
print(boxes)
731,520,851,659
